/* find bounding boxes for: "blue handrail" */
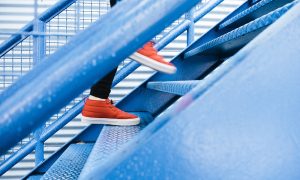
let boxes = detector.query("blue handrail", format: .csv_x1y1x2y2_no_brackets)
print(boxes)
0,0,199,156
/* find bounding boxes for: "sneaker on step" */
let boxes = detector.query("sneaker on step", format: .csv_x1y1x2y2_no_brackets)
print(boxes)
81,98,140,126
130,41,176,74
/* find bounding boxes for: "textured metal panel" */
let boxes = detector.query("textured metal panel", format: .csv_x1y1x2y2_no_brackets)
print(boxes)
42,144,93,180
79,112,152,179
95,2,300,179
184,1,296,58
27,175,42,180
147,80,200,96
219,0,294,29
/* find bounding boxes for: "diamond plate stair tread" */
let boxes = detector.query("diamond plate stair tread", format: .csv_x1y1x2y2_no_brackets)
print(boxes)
184,1,297,58
26,175,43,180
219,0,293,29
79,112,152,179
147,80,200,96
42,143,93,180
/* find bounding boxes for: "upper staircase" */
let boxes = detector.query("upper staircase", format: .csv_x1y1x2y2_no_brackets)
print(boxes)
1,0,300,179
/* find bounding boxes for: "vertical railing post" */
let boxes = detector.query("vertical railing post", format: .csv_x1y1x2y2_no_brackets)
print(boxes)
185,7,195,46
76,0,80,32
33,0,46,166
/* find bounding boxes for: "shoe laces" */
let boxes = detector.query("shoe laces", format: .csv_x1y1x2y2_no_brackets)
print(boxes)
105,99,114,105
105,99,124,113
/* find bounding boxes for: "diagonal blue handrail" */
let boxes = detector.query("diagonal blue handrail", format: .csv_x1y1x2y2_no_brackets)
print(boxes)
0,0,199,156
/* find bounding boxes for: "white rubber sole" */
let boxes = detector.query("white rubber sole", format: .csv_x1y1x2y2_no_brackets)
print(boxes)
81,116,140,126
130,52,176,74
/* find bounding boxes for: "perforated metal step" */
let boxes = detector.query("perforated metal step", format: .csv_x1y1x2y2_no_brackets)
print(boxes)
147,80,200,96
219,0,294,30
79,112,153,179
27,175,43,180
42,143,93,180
184,1,297,58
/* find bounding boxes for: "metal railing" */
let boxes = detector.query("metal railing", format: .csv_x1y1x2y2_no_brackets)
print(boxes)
0,0,226,176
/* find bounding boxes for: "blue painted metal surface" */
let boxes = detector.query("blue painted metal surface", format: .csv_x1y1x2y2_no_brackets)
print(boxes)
0,0,223,169
22,125,102,179
79,112,152,179
0,4,209,171
186,8,195,46
219,0,294,30
184,1,297,58
0,99,84,176
27,175,43,180
33,127,44,166
117,55,217,116
33,2,46,164
0,140,37,176
42,144,93,179
193,0,224,22
182,1,250,58
0,0,77,57
147,80,200,96
85,2,300,179
0,0,199,156
252,0,262,4
79,25,222,180
0,1,256,176
156,0,225,50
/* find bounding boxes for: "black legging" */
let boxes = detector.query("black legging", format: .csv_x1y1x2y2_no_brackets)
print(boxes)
90,0,119,99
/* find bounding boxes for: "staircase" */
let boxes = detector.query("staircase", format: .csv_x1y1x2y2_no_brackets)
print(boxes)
1,0,300,179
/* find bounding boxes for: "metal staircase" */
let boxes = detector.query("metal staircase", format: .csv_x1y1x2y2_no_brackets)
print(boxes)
1,0,300,179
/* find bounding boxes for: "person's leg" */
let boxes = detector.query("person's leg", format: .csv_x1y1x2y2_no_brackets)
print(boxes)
82,0,176,126
89,0,118,99
90,68,117,99
110,0,117,7
109,0,176,74
82,0,140,126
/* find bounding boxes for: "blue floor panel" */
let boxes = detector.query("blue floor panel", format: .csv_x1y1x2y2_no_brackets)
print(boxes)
147,80,200,96
79,112,152,179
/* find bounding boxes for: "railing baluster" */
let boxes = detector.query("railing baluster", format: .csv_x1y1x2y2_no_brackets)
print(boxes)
33,0,46,166
186,7,195,46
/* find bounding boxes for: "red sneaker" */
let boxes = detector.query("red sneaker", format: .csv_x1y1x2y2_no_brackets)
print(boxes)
81,98,140,126
130,41,176,74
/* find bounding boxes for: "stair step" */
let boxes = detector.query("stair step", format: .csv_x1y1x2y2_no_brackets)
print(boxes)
41,143,93,180
147,80,200,96
219,0,294,30
79,112,153,179
184,1,296,58
26,175,43,180
252,0,262,3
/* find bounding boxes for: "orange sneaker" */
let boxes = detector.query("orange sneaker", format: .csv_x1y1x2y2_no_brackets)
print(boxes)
81,98,140,126
130,41,176,74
